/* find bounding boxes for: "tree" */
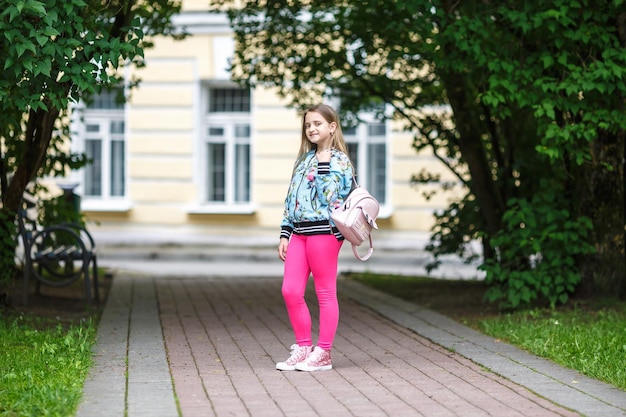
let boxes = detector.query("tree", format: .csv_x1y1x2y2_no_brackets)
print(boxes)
215,0,625,308
0,0,184,299
441,1,626,305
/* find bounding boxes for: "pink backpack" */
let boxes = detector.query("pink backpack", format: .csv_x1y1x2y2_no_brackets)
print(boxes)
331,185,380,261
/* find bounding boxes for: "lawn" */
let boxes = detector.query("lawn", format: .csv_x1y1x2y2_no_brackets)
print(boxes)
0,275,111,417
0,312,96,417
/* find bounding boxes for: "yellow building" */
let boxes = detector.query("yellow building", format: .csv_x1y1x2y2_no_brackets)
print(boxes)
68,2,460,240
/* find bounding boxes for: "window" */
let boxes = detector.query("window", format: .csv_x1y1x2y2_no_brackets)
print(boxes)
79,89,126,201
83,119,125,198
209,88,251,113
204,87,252,205
344,121,387,204
88,88,124,110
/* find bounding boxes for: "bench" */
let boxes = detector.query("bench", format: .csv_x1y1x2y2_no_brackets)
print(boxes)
16,191,99,305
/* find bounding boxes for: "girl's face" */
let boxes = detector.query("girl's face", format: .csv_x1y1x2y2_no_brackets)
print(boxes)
304,111,336,148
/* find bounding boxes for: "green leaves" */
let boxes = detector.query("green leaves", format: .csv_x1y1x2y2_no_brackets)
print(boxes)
482,185,595,309
0,0,164,116
0,0,184,293
6,0,45,21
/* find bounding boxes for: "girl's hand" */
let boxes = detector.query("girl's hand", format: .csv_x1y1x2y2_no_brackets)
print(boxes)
278,238,289,261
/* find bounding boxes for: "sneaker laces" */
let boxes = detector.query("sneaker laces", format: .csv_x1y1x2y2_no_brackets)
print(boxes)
307,346,326,364
285,344,309,363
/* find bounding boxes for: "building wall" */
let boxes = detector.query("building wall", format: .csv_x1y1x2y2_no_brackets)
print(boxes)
80,3,463,235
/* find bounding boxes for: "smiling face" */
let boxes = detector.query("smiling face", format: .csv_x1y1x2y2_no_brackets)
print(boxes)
303,111,336,150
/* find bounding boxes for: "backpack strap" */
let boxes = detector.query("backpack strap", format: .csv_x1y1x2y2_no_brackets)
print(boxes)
352,234,374,261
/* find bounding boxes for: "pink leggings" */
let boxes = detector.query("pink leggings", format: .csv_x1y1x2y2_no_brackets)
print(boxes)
282,234,343,350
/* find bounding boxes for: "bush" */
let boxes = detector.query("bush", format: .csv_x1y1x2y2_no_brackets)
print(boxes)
482,191,595,309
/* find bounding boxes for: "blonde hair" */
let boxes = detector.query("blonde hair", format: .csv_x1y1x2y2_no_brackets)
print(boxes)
293,104,351,169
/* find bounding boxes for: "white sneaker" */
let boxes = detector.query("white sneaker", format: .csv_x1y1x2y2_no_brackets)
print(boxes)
276,344,312,371
295,346,332,371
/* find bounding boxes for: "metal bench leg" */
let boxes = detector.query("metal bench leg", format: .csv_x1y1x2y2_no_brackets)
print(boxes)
22,265,30,305
92,257,100,303
35,264,43,295
83,263,93,305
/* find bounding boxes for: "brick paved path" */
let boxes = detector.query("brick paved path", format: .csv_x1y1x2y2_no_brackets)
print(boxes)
156,277,579,417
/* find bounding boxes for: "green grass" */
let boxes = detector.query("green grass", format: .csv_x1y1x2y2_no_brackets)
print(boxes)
0,313,96,417
348,272,626,391
477,307,626,390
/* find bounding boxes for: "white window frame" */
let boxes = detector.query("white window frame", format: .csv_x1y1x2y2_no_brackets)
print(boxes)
189,83,254,214
343,117,390,215
70,99,131,212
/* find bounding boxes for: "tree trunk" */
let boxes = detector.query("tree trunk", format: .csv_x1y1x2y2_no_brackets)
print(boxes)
0,208,18,306
0,107,60,298
575,129,626,298
4,107,60,212
439,73,506,238
574,7,625,298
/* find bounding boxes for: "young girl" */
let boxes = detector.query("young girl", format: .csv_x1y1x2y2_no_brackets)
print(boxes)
276,104,354,372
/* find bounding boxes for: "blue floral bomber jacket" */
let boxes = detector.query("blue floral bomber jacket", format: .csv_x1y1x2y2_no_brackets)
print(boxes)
280,149,354,240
